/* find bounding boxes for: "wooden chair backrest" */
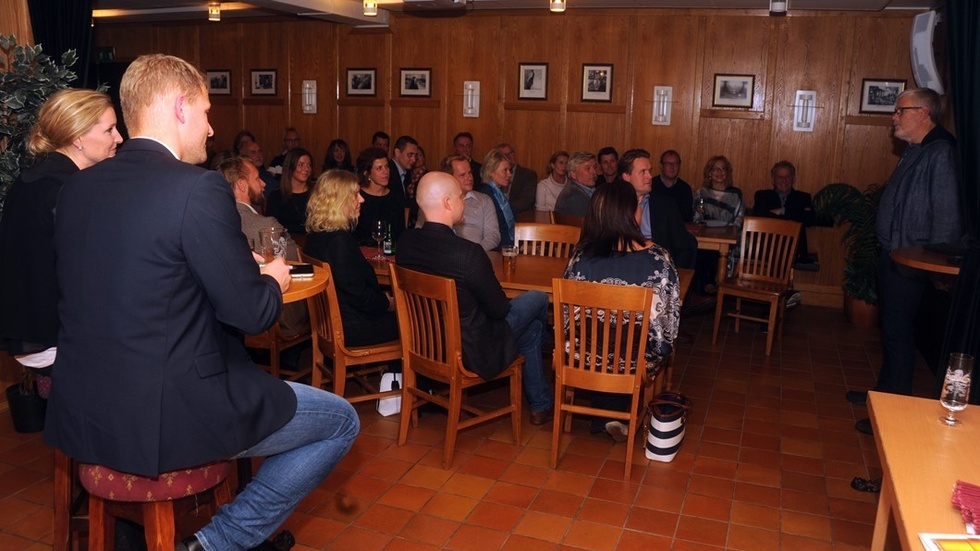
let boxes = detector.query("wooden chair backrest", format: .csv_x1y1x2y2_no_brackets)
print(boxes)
515,222,581,258
552,278,654,394
299,254,344,355
389,265,469,383
736,216,801,285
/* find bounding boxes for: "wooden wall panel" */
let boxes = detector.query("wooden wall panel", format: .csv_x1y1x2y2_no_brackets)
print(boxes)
286,20,338,164
840,125,902,187
701,16,771,116
389,17,448,161
565,16,630,107
503,108,565,177
153,26,198,62
696,117,771,190
445,16,503,164
338,104,388,157
632,15,702,169
0,0,32,43
565,110,628,154
847,17,915,117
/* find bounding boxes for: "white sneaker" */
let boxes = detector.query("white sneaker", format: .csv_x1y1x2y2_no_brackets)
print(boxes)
604,421,629,443
785,291,802,309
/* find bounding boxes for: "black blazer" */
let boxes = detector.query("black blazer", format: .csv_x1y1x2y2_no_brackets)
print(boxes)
387,158,410,209
45,139,295,476
396,223,519,380
753,188,814,258
0,153,77,357
648,194,698,269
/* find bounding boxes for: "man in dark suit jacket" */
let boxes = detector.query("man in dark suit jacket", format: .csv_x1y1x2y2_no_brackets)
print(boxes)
389,135,419,209
620,149,697,269
44,54,358,551
753,160,815,262
453,131,483,188
498,142,538,215
397,172,554,425
652,149,695,223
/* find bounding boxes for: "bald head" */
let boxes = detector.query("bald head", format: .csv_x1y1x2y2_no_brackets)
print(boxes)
417,171,465,227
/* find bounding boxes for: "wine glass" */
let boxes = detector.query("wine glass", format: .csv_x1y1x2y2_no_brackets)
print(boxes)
695,196,707,224
939,352,974,426
371,220,386,261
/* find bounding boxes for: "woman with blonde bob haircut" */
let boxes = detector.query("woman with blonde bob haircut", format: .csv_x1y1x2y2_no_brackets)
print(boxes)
0,88,123,398
304,170,399,346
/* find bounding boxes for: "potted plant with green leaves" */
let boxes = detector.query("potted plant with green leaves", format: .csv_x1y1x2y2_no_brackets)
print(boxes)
1,35,78,431
812,182,884,328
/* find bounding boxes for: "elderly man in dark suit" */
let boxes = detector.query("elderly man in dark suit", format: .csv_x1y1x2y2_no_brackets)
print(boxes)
45,54,358,551
497,142,538,215
397,171,554,425
753,160,815,263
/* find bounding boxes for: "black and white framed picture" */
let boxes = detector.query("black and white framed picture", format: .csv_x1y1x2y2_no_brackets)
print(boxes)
860,79,907,113
250,69,277,96
206,70,231,96
399,68,431,97
712,74,754,108
582,64,613,102
346,68,377,96
519,62,548,100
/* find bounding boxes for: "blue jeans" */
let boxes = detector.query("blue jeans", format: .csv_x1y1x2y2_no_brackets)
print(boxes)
506,291,552,413
195,382,359,551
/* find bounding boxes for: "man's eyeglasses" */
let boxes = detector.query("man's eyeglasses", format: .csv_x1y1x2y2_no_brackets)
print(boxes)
893,106,923,116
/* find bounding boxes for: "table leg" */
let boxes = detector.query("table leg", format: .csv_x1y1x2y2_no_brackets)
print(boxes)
870,475,893,551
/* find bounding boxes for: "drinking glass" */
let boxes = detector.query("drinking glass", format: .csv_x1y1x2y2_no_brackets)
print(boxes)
695,196,707,224
501,246,518,273
371,220,386,261
939,352,974,426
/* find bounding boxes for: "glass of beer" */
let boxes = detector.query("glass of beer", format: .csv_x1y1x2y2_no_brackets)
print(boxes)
501,246,518,273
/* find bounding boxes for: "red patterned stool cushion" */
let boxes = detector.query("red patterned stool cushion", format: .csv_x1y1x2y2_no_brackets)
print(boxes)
78,461,231,503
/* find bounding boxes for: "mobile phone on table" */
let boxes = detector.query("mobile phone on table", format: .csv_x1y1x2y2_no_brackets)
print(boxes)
290,263,315,278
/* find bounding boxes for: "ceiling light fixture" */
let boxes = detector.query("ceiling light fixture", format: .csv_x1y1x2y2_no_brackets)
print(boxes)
363,1,378,16
550,1,566,13
208,1,220,21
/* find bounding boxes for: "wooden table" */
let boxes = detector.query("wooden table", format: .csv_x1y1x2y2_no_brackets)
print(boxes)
687,223,739,283
868,391,979,550
281,263,328,303
891,246,962,276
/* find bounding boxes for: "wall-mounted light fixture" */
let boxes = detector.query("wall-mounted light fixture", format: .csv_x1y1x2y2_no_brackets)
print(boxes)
793,90,816,132
652,86,673,126
549,1,566,13
463,81,481,118
208,1,221,21
302,80,317,114
363,1,378,16
770,0,787,16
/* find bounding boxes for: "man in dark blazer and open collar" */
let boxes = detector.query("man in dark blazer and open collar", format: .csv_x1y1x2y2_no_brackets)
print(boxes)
45,54,358,551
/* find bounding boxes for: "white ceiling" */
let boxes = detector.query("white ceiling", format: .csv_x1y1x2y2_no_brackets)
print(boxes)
92,0,937,26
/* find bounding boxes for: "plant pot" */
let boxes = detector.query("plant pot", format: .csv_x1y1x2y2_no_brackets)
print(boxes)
5,383,47,433
844,294,879,329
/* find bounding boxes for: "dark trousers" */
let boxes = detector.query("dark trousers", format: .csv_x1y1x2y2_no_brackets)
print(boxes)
875,254,928,394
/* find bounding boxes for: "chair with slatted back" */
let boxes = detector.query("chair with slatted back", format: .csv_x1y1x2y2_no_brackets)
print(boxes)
551,278,667,480
300,253,402,402
389,264,523,469
711,216,801,356
514,222,581,258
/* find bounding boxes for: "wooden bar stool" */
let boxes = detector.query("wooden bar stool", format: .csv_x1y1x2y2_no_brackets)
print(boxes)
78,460,232,551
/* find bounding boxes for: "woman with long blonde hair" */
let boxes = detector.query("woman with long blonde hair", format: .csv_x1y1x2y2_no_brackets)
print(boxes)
304,169,399,346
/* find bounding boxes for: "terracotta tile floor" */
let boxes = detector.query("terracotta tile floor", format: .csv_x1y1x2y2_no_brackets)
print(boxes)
0,304,939,550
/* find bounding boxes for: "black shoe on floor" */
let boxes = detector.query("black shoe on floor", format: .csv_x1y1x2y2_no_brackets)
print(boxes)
855,418,873,435
845,390,868,405
850,476,881,493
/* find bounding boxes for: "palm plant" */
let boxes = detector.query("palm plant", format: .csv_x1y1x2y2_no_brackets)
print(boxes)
812,182,884,305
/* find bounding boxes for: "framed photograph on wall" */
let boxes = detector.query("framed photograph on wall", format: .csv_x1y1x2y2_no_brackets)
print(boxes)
519,63,548,100
347,68,377,96
399,68,432,97
860,79,907,113
581,64,613,102
206,70,231,96
250,69,277,96
712,74,754,108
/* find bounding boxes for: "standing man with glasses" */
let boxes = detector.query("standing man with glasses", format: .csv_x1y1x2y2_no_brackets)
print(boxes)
845,87,963,435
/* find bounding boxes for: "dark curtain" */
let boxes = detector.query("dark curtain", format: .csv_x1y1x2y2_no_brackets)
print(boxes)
26,0,94,88
936,1,980,402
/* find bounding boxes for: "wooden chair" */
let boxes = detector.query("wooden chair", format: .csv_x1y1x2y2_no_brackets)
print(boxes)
552,211,585,228
390,264,523,469
711,216,801,356
244,320,312,381
514,222,581,258
300,254,402,402
79,460,231,551
551,278,668,480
